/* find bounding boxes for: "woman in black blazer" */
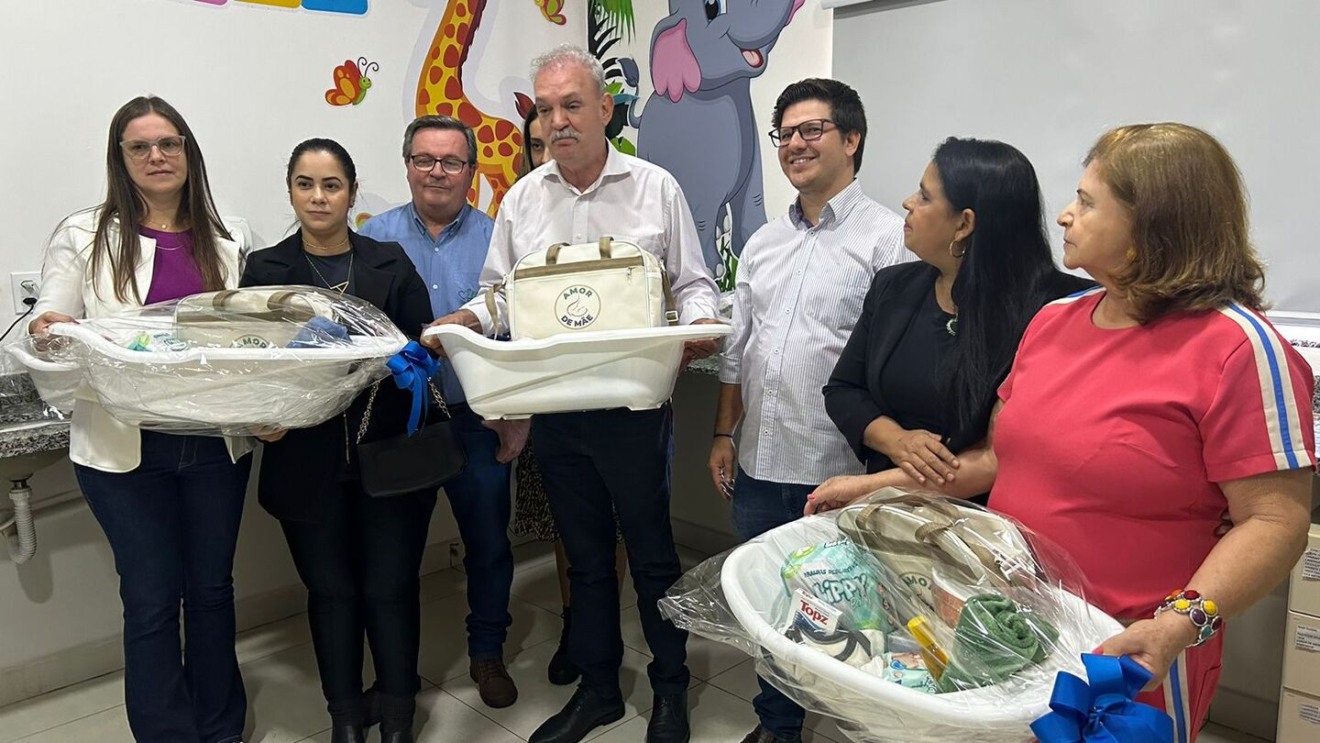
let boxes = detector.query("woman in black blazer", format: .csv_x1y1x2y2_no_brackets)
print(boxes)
810,138,1093,512
241,139,434,743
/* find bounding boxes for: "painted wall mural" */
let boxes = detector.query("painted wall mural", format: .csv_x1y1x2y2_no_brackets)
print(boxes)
192,0,369,14
628,0,804,289
325,57,378,106
413,0,574,214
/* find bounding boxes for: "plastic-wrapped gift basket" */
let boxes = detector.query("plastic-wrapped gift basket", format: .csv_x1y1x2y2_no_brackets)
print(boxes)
5,286,408,435
422,323,731,419
660,489,1126,743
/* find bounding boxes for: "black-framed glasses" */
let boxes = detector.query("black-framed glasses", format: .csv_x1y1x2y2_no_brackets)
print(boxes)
120,136,187,160
768,119,836,147
408,155,471,175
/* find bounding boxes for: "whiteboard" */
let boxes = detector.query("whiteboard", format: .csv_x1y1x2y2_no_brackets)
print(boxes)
833,0,1320,313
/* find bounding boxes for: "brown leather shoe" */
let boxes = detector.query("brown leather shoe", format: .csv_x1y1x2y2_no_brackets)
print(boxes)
470,657,519,708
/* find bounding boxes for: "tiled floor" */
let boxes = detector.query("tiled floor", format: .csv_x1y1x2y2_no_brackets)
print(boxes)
0,543,1273,742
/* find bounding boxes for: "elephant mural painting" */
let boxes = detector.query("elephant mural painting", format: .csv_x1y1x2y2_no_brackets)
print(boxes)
632,0,804,285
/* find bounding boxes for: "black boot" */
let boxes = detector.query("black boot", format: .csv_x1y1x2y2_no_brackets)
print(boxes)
547,605,580,685
327,696,366,743
377,691,417,743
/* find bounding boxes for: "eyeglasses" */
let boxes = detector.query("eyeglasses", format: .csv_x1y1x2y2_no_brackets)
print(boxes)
408,155,471,175
120,136,187,160
768,119,837,148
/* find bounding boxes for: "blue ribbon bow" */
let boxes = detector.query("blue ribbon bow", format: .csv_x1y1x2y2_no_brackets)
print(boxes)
386,341,441,436
1031,654,1173,743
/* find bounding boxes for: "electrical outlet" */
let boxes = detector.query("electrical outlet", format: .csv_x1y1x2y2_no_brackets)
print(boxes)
10,272,40,315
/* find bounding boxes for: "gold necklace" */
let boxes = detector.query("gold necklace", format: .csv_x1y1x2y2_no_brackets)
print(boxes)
304,250,353,295
303,236,351,253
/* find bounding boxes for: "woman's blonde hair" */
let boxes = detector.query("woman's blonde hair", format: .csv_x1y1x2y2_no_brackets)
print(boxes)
1086,122,1265,322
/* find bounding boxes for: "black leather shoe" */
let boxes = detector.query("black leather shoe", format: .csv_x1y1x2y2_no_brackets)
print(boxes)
329,723,365,743
646,693,689,743
529,687,626,743
380,731,415,743
739,724,803,743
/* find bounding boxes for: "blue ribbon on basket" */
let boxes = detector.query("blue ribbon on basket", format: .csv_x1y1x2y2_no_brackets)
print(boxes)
386,341,440,436
1030,654,1173,743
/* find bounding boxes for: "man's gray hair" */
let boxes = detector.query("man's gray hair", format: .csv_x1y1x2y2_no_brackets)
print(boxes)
530,44,606,95
401,115,479,164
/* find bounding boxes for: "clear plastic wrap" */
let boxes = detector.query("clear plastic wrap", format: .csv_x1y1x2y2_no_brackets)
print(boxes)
4,286,409,435
0,350,68,424
660,488,1124,743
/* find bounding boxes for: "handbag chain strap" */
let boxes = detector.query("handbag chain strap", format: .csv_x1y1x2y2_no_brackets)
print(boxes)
355,377,450,444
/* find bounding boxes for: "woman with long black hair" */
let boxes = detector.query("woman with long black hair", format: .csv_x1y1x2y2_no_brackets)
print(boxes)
810,137,1092,509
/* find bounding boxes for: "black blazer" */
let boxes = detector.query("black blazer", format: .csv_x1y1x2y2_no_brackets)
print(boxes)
240,231,434,522
824,261,1093,474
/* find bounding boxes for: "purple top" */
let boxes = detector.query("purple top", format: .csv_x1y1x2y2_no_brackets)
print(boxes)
140,227,204,304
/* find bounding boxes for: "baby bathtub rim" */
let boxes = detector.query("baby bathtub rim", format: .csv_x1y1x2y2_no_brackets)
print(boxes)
718,517,1124,730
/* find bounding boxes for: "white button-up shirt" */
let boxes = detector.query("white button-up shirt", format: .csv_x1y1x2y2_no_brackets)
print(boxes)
720,180,909,484
464,146,718,334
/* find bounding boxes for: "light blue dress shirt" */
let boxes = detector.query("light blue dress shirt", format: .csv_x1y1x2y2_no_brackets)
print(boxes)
359,202,494,405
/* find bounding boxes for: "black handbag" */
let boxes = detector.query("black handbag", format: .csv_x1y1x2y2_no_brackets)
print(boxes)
355,378,467,497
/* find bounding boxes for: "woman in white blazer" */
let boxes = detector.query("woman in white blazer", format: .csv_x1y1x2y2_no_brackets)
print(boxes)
29,96,254,743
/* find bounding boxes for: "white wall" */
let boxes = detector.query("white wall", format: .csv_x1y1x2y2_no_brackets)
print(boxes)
834,0,1320,314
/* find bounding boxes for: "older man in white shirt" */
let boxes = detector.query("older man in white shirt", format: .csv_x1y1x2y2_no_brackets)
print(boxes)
428,44,718,743
707,79,908,743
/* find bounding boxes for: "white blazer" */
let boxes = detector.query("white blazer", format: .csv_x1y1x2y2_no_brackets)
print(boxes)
34,208,256,472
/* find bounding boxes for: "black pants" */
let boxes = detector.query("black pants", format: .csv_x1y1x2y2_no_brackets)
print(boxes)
532,405,690,700
281,483,437,704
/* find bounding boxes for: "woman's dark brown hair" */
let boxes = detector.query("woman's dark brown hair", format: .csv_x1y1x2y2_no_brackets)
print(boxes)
1086,122,1266,322
92,96,232,303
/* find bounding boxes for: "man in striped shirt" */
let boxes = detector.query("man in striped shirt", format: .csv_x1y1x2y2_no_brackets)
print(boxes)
707,78,909,743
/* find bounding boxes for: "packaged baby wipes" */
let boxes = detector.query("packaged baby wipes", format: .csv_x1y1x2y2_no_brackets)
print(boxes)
781,538,897,632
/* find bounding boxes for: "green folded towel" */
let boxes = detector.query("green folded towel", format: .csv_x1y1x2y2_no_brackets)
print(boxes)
936,593,1059,693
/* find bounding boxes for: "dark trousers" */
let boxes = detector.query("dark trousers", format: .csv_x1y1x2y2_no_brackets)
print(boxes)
280,483,437,703
75,432,251,743
443,406,514,659
731,468,816,739
532,405,690,701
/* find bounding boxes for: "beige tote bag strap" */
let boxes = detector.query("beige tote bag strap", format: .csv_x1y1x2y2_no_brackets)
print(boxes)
598,235,614,259
544,242,569,265
484,281,505,338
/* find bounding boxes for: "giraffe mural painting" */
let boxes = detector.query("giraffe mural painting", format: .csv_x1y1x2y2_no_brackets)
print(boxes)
414,0,571,215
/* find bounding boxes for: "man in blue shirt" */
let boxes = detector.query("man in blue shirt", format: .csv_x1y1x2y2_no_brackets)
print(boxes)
359,115,520,711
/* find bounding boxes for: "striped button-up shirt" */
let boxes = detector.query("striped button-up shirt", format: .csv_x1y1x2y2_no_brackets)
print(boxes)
720,180,909,484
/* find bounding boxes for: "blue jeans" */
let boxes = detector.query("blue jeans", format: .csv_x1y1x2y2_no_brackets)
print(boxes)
731,468,817,739
444,405,514,659
75,432,251,743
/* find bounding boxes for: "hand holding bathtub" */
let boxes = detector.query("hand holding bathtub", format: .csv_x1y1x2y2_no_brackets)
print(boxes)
421,309,483,355
27,311,78,336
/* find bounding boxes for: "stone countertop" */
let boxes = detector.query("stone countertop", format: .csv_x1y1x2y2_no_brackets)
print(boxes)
0,372,71,459
0,419,70,459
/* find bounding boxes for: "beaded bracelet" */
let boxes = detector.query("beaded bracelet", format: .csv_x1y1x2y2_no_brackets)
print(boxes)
1154,589,1222,647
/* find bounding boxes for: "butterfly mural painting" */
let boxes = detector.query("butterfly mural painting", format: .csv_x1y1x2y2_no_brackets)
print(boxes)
325,57,378,106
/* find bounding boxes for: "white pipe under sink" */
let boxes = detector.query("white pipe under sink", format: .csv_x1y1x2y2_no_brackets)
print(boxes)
5,483,35,563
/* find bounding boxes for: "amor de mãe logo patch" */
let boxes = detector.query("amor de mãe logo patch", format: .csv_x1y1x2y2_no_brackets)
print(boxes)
555,285,601,330
231,335,273,349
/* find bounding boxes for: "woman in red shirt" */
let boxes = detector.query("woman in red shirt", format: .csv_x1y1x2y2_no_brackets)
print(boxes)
813,123,1315,742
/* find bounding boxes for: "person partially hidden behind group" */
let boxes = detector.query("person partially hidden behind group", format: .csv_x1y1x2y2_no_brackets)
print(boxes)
242,138,435,743
30,95,255,743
